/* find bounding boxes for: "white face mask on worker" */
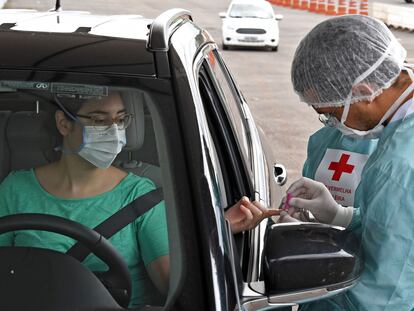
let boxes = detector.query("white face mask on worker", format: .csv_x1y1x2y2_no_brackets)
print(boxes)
78,124,126,168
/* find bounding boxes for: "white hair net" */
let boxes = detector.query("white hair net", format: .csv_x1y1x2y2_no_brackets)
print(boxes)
291,15,407,108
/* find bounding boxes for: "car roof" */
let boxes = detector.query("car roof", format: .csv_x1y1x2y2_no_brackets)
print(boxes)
0,10,152,39
229,0,269,4
0,9,193,77
228,0,273,11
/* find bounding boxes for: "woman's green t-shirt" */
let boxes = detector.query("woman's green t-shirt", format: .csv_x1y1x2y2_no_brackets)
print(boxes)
0,169,169,308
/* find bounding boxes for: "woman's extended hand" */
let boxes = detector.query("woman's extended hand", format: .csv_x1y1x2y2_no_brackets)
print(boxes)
225,196,280,234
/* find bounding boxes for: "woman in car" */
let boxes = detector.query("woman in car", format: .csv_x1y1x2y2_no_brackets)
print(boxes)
0,91,277,308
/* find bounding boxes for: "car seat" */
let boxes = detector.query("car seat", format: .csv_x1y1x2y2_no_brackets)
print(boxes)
6,110,60,173
115,91,162,187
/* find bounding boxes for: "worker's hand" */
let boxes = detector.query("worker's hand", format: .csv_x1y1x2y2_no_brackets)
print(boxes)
278,206,311,223
225,196,280,234
286,177,341,225
278,208,300,223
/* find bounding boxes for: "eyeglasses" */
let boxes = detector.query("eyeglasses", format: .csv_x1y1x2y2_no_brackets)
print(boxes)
318,105,343,127
318,113,340,127
75,113,134,130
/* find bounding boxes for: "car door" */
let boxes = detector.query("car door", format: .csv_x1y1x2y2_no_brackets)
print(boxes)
170,26,246,310
200,48,288,286
194,45,288,309
190,45,252,311
170,37,263,310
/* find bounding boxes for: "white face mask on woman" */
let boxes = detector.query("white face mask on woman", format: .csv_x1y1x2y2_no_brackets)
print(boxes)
320,67,414,139
77,124,126,168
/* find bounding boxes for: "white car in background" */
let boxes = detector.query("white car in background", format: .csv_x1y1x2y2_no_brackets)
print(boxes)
219,0,283,51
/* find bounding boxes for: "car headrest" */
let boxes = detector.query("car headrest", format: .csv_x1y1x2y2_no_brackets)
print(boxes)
122,91,145,152
6,111,60,170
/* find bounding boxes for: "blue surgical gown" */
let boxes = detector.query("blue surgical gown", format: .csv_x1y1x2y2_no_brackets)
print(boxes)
300,114,414,311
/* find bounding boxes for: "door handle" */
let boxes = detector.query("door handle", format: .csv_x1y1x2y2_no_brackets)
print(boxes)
273,163,287,186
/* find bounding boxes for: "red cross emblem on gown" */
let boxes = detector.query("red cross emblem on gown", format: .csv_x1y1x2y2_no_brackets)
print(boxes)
328,154,355,181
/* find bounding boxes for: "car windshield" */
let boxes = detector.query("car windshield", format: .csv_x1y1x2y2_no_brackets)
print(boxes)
0,80,169,309
228,3,274,18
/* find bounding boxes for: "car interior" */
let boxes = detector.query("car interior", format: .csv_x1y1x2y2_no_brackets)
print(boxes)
0,86,162,186
0,83,167,310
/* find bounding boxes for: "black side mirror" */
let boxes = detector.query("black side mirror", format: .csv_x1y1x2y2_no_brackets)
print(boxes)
263,223,362,296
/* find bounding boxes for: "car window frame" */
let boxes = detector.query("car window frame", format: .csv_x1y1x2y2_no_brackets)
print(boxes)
202,51,254,183
203,50,277,285
198,65,253,203
198,49,268,283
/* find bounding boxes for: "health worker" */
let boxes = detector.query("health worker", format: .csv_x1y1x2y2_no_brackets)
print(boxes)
283,14,414,311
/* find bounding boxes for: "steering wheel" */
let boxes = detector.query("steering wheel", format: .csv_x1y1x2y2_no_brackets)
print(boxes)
0,213,131,308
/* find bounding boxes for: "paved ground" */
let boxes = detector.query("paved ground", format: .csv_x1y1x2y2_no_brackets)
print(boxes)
3,0,414,184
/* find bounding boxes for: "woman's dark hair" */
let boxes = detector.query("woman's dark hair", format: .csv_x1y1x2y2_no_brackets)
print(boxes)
54,92,122,119
54,96,88,120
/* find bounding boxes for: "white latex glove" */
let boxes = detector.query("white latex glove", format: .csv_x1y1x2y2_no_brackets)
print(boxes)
278,206,311,223
286,177,353,228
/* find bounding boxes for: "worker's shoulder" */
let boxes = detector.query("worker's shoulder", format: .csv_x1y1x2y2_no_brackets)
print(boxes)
379,114,414,159
365,117,414,182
